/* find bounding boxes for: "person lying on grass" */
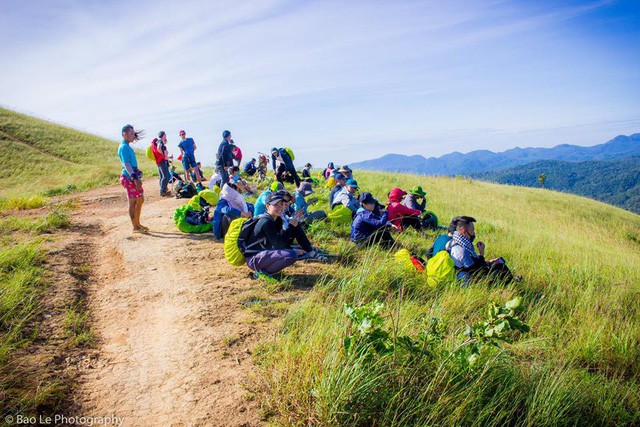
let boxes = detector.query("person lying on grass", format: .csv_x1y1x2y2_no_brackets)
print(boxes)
244,192,327,278
351,192,398,248
446,216,516,284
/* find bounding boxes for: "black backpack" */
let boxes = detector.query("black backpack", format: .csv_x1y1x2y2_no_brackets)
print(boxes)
237,215,268,256
176,182,197,199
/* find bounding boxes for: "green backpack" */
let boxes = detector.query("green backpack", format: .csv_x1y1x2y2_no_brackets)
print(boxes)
224,218,249,266
426,251,456,287
284,147,295,161
224,215,266,266
145,144,156,161
173,205,213,233
327,204,352,225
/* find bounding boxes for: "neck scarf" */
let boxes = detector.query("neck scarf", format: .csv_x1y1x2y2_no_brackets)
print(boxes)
452,231,477,257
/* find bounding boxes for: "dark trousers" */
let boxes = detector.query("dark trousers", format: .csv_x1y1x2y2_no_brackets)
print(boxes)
276,164,301,187
158,161,170,193
247,249,298,275
357,229,395,248
216,166,230,187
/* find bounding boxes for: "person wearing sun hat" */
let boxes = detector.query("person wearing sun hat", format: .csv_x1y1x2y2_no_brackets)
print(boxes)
351,192,397,247
333,178,360,214
404,185,427,212
338,165,353,180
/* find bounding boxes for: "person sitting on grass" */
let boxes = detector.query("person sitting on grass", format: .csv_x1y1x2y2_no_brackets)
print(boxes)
301,163,313,181
329,173,347,208
294,182,326,223
387,187,423,232
191,162,206,182
254,181,284,216
244,158,258,176
228,166,253,195
243,192,327,279
333,178,360,214
446,216,516,284
351,192,397,247
169,164,183,184
403,186,427,212
212,183,253,240
323,162,335,179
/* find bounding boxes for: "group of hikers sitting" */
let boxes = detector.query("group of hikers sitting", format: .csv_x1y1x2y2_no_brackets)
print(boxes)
120,124,517,285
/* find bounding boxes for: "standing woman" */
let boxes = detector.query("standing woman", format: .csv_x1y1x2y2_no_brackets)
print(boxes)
119,124,148,233
156,131,172,196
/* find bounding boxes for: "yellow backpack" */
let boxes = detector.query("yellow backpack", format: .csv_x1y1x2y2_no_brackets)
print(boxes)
426,251,456,287
327,204,352,225
224,217,249,266
284,147,295,161
326,176,336,189
145,145,155,161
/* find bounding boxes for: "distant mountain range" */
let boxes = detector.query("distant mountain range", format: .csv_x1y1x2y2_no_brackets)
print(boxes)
475,157,640,214
351,133,640,175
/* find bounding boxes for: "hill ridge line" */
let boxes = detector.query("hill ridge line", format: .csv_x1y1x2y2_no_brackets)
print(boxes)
0,129,80,165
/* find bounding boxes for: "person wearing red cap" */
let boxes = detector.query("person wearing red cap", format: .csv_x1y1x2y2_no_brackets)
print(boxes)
178,130,202,182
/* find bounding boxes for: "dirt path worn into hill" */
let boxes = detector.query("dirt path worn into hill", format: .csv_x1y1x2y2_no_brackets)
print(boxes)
68,184,274,427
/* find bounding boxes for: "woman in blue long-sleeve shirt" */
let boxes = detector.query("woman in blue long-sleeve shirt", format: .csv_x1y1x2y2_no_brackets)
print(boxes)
350,192,397,247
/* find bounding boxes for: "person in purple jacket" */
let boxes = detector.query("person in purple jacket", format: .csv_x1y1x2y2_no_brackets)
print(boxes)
350,192,397,247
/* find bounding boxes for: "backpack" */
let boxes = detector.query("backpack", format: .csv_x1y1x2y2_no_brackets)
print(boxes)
284,147,295,161
394,249,426,272
426,251,456,287
426,234,452,259
327,204,352,225
176,182,197,199
224,215,265,266
145,138,158,161
173,205,213,233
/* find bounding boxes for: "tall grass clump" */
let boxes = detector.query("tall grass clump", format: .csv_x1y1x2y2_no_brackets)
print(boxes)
251,170,640,426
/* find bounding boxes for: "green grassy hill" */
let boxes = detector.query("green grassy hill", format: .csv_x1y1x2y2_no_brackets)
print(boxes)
1,109,640,425
0,107,156,198
252,171,640,426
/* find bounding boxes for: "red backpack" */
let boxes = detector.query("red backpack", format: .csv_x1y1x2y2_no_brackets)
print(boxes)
149,138,166,165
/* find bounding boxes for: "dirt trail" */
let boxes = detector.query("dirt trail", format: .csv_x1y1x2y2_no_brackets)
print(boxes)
69,184,272,427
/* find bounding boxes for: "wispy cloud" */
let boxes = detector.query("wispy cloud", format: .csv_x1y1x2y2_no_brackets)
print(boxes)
1,0,638,166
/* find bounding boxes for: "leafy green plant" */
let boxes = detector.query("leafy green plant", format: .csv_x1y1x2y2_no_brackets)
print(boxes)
343,297,530,369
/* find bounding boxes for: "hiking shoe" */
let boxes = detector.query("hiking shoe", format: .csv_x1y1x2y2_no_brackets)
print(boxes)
252,271,279,284
307,251,328,262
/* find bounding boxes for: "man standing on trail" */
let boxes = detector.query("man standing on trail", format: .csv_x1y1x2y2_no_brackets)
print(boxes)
216,130,235,186
118,124,148,233
178,130,202,182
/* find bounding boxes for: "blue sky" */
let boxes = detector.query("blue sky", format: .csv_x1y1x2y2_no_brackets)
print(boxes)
1,0,639,167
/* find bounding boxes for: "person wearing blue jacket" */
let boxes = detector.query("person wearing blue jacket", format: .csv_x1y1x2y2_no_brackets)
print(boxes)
271,147,301,187
216,130,235,185
351,192,397,247
254,181,284,217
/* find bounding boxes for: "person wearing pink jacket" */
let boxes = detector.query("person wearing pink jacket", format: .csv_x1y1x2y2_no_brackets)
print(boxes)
386,187,423,232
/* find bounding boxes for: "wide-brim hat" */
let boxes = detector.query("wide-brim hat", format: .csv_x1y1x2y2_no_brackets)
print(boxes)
409,185,426,198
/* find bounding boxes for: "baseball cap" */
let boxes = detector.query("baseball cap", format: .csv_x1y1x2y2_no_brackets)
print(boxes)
358,192,377,205
335,173,346,181
346,178,359,188
179,130,186,135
